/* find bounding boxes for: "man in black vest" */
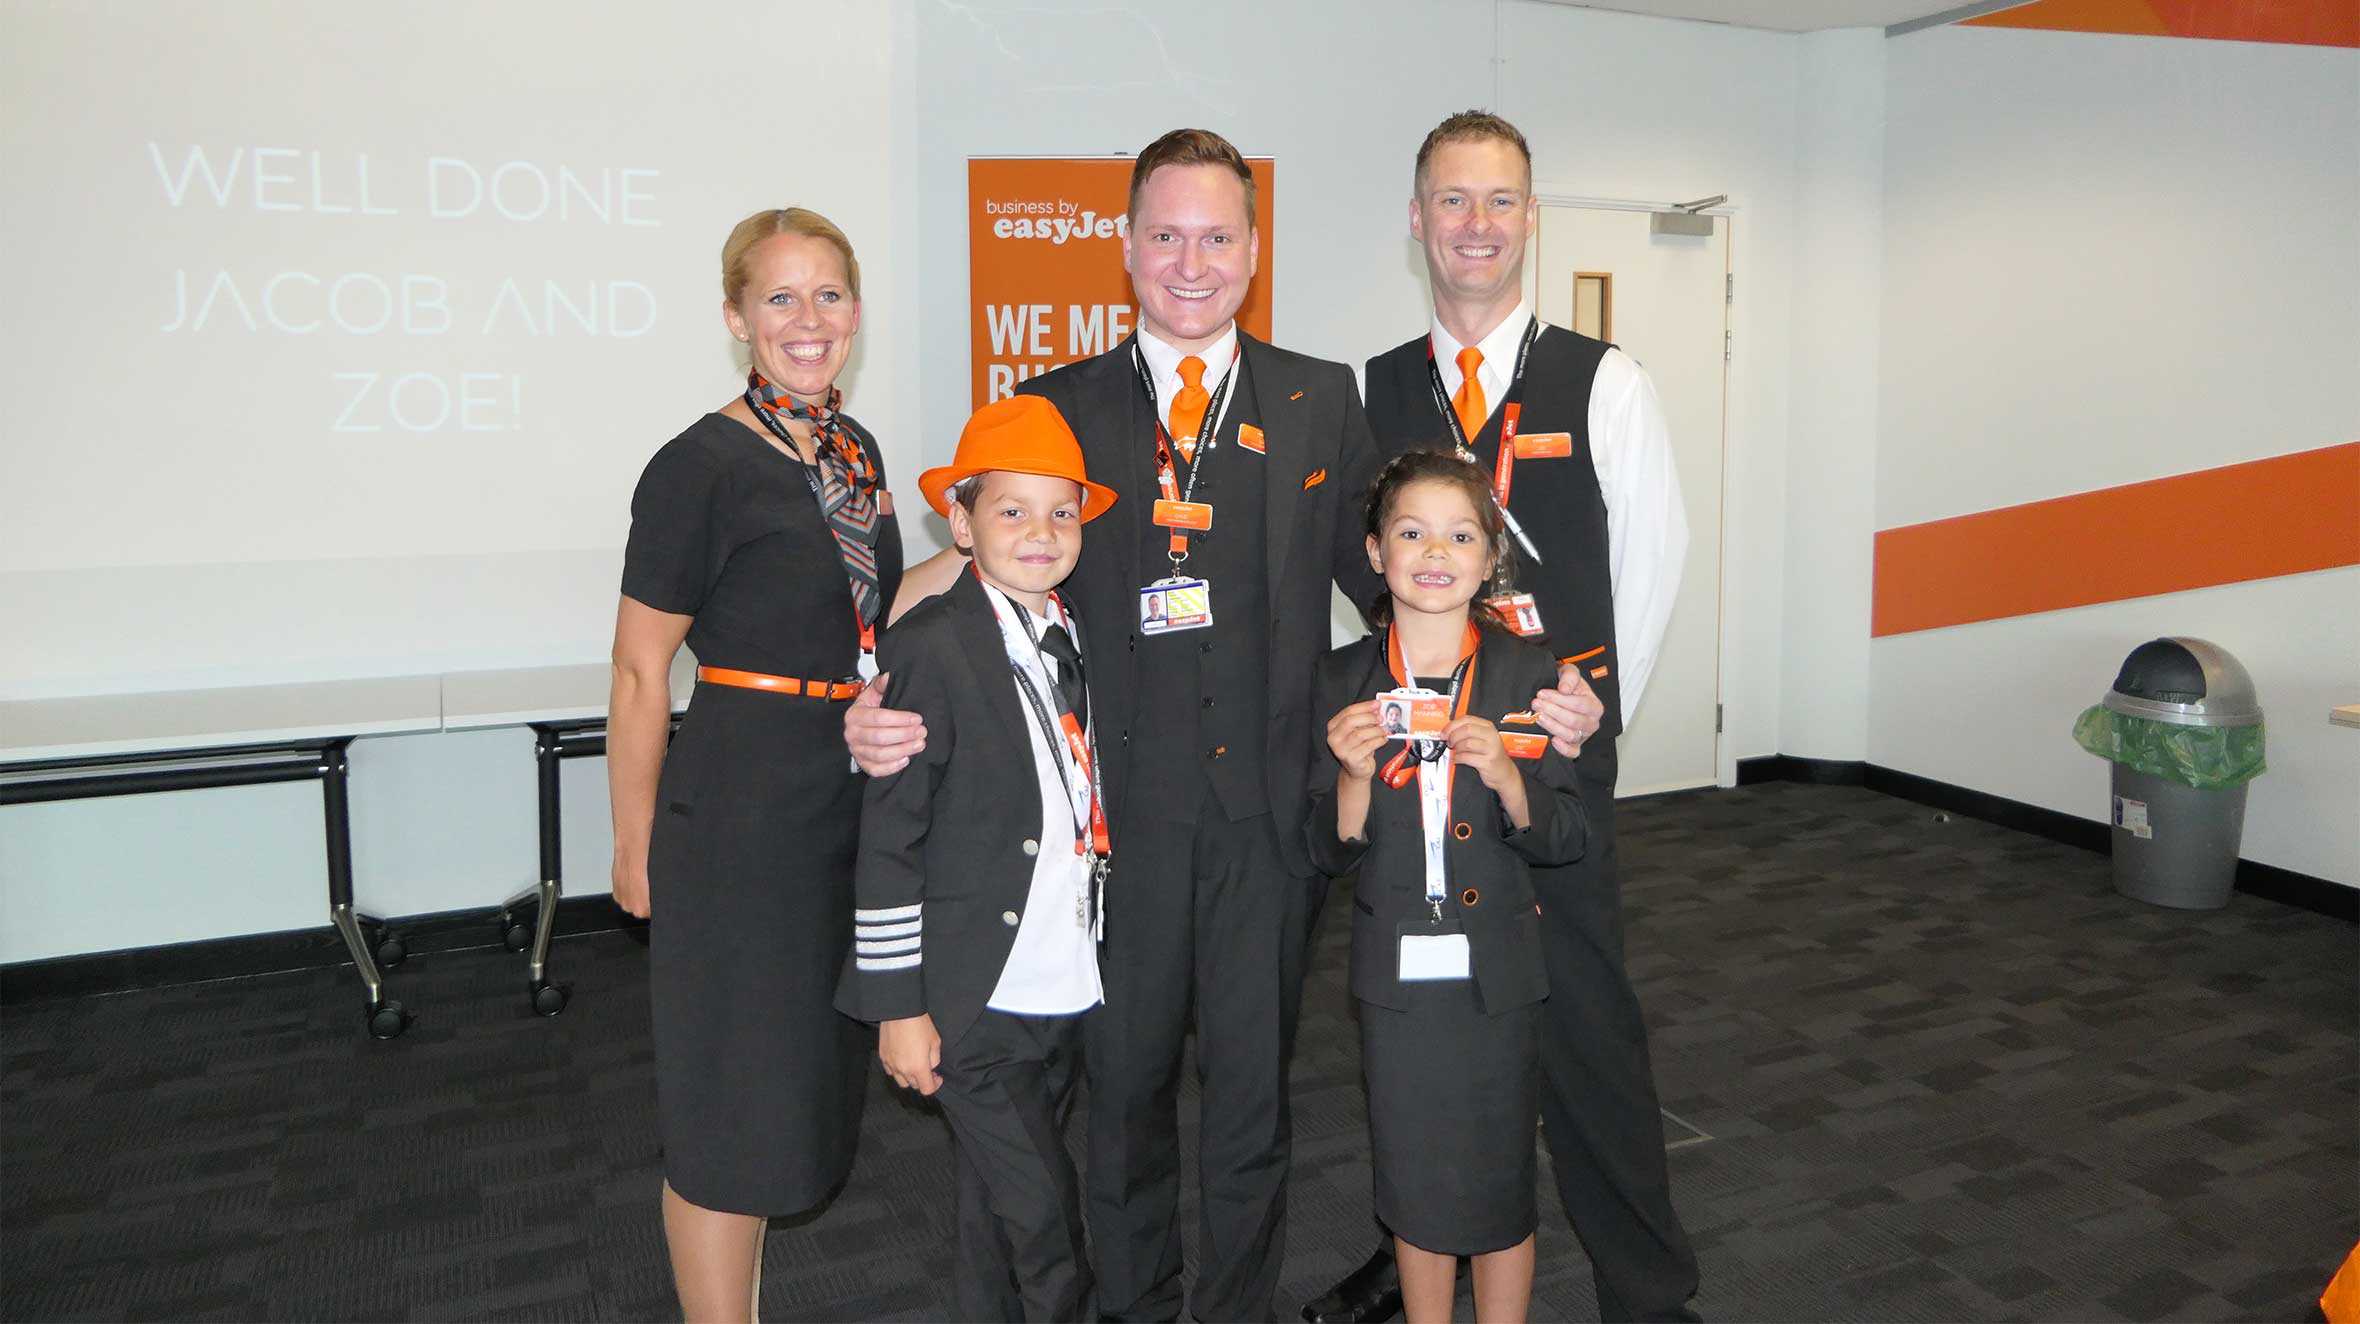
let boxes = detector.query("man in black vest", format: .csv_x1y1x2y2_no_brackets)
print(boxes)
1304,111,1700,1324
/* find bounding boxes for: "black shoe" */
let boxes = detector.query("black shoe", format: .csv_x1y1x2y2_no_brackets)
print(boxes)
1300,1246,1403,1324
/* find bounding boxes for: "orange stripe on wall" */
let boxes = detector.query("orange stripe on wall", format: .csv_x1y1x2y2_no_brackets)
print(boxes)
1871,443,2360,637
1966,0,2360,47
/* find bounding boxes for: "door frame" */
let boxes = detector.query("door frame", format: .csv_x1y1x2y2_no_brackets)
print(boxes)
1527,192,1739,790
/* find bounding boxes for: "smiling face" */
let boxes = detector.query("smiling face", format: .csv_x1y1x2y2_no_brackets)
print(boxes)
722,232,860,403
1368,476,1498,622
950,470,1086,606
1123,162,1257,353
1410,137,1535,311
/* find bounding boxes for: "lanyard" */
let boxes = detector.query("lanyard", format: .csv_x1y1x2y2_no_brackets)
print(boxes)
1133,341,1240,568
1425,317,1544,565
746,393,879,655
987,578,1113,875
1379,622,1481,913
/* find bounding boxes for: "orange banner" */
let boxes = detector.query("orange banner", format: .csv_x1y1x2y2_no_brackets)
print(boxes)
1871,442,2360,637
968,157,1274,408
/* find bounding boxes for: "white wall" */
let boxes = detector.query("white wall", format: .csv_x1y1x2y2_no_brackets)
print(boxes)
1779,29,1884,761
1871,25,2360,883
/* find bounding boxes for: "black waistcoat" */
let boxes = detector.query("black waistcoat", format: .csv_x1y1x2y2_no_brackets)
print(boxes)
1127,351,1271,822
1362,325,1624,741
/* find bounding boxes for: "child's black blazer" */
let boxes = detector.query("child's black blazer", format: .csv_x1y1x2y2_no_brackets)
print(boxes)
834,571,1091,1047
1305,628,1587,1013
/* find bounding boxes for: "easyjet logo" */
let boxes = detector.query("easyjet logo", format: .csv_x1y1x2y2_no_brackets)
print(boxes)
985,203,1130,245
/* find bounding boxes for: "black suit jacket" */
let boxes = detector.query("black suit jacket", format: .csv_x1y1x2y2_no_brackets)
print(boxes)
835,572,1088,1047
1305,629,1587,1012
1017,332,1383,876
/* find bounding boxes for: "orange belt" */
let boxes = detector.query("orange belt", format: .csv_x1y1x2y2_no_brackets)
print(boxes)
696,666,863,701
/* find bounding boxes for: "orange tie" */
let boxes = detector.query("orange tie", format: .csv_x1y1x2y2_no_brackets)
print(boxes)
1453,346,1488,442
1170,355,1210,463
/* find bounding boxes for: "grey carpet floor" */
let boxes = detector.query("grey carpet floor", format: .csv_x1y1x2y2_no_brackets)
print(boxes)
3,782,2352,1321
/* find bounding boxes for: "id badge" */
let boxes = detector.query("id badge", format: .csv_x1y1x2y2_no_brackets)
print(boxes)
1139,576,1212,634
1151,499,1213,532
1514,432,1574,459
1375,686,1448,740
1397,919,1472,982
1486,592,1544,638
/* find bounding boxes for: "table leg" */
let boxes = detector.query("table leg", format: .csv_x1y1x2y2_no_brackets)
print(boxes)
322,738,409,1039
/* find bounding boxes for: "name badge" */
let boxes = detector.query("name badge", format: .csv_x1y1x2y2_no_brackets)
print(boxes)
1398,931,1472,982
1499,732,1549,760
1140,576,1212,634
1514,432,1574,459
1486,592,1544,638
1237,423,1266,454
1152,499,1213,532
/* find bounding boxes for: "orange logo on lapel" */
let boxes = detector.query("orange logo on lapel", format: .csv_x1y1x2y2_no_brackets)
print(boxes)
1238,423,1265,454
1302,469,1327,490
1289,390,1305,401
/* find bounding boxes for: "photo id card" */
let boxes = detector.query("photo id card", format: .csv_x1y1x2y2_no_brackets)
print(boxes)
1376,687,1449,740
1139,577,1212,635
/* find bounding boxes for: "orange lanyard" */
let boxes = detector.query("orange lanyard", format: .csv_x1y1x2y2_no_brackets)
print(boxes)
982,570,1110,861
1138,343,1239,565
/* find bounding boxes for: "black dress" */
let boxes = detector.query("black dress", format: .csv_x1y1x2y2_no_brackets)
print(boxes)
621,410,904,1216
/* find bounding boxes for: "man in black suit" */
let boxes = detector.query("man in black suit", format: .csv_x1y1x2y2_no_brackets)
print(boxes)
1304,111,1699,1324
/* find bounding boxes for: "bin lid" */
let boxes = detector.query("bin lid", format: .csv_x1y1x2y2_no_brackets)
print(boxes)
2102,637,2262,727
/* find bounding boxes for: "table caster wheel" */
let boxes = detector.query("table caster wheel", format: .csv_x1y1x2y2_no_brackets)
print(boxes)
501,918,533,952
373,933,407,968
530,982,569,1017
366,1000,411,1040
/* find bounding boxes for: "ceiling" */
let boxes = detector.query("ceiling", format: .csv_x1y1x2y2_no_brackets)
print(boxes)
1523,0,2016,33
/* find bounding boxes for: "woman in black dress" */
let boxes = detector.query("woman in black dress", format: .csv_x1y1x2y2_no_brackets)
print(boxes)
607,207,902,1322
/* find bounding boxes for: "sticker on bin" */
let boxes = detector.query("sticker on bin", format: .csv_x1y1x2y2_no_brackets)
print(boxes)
2112,795,2152,840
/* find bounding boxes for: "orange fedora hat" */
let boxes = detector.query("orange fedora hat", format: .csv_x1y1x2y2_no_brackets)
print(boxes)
917,395,1118,522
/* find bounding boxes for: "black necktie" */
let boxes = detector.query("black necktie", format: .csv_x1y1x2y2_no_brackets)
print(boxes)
1039,623,1087,729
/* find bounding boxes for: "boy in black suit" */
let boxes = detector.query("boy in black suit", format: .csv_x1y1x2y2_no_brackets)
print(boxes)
837,395,1119,1323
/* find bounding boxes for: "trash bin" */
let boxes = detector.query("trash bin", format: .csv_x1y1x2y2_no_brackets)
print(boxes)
2072,637,2267,910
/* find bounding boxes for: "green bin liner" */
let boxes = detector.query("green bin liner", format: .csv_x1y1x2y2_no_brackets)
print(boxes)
2073,706,2266,791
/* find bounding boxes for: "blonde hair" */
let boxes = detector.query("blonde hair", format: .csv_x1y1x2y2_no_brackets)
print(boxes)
721,207,861,305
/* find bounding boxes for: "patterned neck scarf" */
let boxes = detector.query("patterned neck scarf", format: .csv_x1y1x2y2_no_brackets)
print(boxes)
744,372,883,632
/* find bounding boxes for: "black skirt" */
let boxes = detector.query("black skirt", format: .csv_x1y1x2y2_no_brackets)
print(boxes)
648,683,869,1215
1360,979,1540,1255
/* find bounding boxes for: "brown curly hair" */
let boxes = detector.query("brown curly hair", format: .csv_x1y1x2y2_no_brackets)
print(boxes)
1361,446,1517,631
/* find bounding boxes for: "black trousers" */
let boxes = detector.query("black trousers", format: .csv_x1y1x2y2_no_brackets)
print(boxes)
940,1009,1094,1323
1531,743,1700,1322
1084,802,1312,1323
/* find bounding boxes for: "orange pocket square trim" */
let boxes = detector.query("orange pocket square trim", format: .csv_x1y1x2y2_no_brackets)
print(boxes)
1302,469,1327,490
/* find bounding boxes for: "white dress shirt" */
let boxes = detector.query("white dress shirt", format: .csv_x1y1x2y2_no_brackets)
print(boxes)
1136,323,1240,441
1431,302,1690,725
981,586,1105,1016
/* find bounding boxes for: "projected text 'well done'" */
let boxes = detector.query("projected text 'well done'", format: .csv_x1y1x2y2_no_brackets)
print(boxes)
148,143,662,434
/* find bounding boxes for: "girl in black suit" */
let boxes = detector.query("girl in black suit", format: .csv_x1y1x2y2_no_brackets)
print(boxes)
1308,450,1588,1324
